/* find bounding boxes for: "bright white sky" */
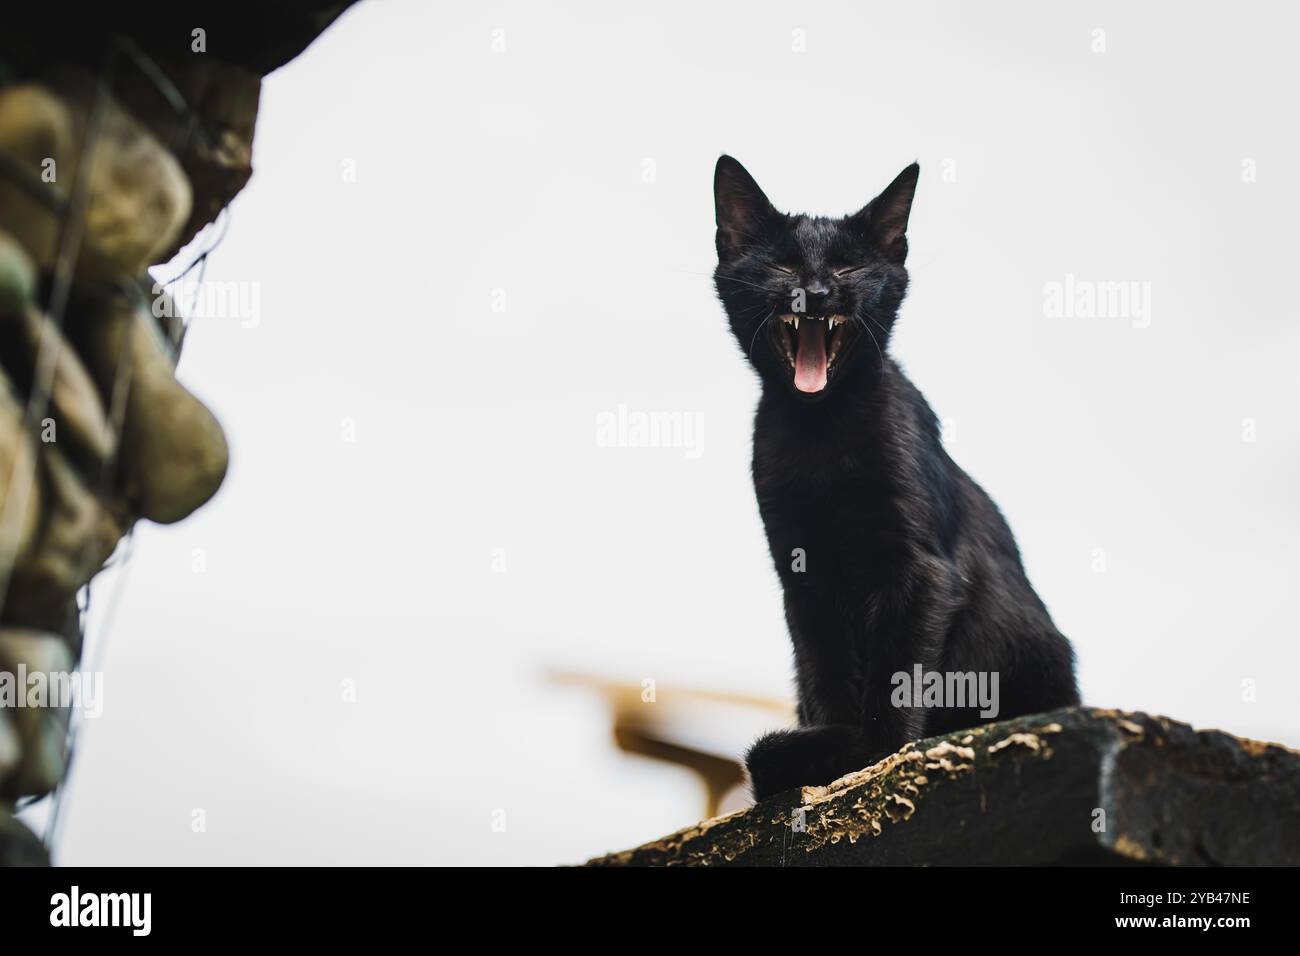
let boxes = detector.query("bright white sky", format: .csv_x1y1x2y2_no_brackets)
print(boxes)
25,0,1300,864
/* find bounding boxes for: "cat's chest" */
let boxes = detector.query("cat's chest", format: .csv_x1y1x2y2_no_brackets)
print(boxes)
751,423,906,566
753,410,889,495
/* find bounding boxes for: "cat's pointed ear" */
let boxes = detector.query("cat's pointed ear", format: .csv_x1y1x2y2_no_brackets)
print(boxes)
854,162,920,262
715,155,774,255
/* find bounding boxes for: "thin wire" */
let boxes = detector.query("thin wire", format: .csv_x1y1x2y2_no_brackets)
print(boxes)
44,286,143,850
160,206,232,290
158,207,234,345
44,529,136,849
111,37,213,154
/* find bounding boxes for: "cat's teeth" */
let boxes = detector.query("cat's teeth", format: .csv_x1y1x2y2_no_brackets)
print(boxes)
793,317,798,330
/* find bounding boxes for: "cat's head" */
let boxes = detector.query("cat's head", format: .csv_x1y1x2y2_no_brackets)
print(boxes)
712,156,919,400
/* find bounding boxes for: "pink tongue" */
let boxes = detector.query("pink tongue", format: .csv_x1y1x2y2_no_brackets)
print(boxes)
793,320,827,393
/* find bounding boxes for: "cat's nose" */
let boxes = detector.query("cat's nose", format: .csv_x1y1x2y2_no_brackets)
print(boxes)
803,281,832,312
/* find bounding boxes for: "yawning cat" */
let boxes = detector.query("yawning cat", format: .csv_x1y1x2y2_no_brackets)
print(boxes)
712,156,1080,800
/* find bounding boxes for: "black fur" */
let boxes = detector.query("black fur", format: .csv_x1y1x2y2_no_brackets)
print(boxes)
713,156,1080,800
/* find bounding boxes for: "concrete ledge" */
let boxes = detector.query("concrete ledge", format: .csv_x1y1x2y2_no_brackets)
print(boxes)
586,707,1300,866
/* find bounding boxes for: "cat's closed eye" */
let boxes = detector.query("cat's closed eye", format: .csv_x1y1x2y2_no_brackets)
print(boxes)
833,265,871,278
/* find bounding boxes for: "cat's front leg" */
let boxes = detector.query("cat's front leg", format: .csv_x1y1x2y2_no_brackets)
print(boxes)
743,597,874,799
859,629,930,757
859,557,963,758
745,604,877,799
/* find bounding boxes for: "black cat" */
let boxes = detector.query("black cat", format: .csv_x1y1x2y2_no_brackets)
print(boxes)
712,156,1080,800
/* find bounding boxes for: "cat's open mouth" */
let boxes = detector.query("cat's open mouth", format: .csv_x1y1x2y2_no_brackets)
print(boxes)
773,314,853,393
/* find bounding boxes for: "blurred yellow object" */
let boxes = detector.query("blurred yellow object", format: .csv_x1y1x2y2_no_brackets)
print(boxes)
549,670,794,819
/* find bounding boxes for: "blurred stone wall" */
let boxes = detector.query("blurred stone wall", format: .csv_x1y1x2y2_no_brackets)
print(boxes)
0,2,356,865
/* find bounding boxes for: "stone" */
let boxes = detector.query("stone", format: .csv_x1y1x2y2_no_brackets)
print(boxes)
0,708,19,779
586,708,1300,866
111,57,261,261
0,628,73,799
64,288,227,524
50,70,194,276
0,85,75,277
0,77,192,280
0,373,42,573
6,447,125,628
13,304,116,467
0,230,36,320
0,811,47,866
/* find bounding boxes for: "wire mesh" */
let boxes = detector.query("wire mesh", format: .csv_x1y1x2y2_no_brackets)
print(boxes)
0,35,231,855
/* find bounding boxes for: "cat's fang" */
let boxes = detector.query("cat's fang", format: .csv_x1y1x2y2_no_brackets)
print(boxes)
827,318,849,367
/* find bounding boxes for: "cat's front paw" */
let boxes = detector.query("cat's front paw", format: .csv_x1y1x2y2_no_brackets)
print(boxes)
744,725,870,801
745,731,809,800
